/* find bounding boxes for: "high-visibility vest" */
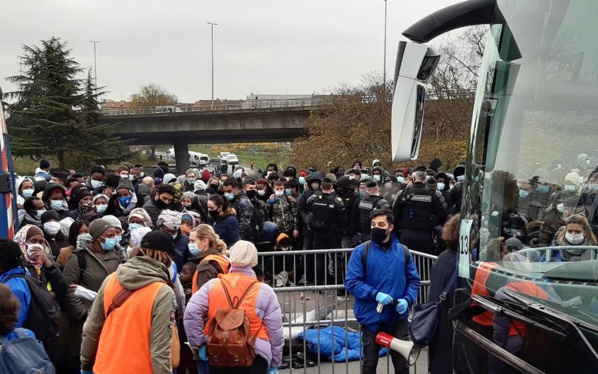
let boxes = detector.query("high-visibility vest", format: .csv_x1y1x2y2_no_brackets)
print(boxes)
471,262,499,326
191,254,230,295
93,274,166,374
204,273,269,340
505,281,549,337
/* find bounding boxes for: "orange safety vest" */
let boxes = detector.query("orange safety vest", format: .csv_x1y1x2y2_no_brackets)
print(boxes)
191,254,230,295
471,262,499,326
505,281,550,337
204,273,269,341
93,274,166,374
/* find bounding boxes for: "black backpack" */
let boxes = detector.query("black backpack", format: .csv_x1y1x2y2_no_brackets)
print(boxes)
5,273,59,342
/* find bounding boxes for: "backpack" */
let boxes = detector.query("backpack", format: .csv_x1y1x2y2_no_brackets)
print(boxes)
362,240,410,278
0,328,55,374
206,280,261,367
4,274,59,342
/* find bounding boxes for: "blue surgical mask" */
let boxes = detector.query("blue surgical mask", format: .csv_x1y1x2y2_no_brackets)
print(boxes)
285,189,291,196
519,190,530,198
589,184,598,191
537,185,550,193
96,204,107,214
373,175,381,182
359,190,367,199
22,188,34,198
456,175,465,182
50,200,63,211
115,235,122,243
101,237,118,251
118,196,132,207
91,180,104,189
397,177,405,184
129,223,142,231
188,243,200,256
224,192,234,201
299,177,305,185
437,183,445,191
564,185,577,192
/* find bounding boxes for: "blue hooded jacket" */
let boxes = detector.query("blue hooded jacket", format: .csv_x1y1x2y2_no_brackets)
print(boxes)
345,235,420,331
0,267,31,328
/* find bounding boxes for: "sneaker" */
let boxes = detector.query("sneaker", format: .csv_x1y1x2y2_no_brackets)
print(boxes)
298,274,307,285
336,296,346,302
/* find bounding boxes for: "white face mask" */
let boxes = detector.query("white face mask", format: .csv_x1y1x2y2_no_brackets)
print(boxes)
43,221,61,236
274,190,284,197
257,189,266,196
556,203,565,213
565,232,585,245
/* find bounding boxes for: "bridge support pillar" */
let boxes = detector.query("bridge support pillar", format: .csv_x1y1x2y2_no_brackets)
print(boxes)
173,142,190,175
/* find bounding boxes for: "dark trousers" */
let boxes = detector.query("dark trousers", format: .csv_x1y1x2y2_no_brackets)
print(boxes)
209,355,268,374
362,320,409,374
312,231,340,285
400,228,434,255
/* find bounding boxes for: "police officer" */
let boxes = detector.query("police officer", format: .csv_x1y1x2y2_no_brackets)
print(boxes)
353,181,391,242
306,178,346,286
334,176,360,248
393,171,447,255
296,172,324,284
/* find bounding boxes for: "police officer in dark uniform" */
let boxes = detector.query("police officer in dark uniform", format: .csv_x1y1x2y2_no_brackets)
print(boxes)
334,176,360,248
353,181,391,242
393,171,447,255
306,178,346,286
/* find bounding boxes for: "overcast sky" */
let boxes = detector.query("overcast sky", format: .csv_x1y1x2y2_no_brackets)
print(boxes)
1,0,462,103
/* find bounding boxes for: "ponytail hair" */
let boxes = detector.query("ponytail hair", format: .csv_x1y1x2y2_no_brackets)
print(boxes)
192,224,228,253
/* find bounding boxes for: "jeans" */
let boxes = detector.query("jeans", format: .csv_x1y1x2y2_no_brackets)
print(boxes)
362,320,410,374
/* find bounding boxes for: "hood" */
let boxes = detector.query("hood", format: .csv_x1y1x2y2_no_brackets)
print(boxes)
308,172,325,183
194,179,207,192
276,232,291,247
128,207,153,226
16,176,34,194
116,256,170,291
137,183,152,196
42,182,66,201
371,159,381,167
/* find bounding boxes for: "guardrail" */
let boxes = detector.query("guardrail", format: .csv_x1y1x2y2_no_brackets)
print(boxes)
257,248,437,373
102,99,331,116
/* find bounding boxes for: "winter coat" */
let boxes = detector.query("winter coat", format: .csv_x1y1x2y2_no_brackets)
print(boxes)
0,267,31,328
172,231,190,271
23,261,69,300
44,231,69,258
62,239,121,355
344,235,420,331
428,249,457,374
105,192,143,217
183,266,284,368
41,183,70,220
210,211,240,248
268,195,298,233
80,256,176,373
142,198,183,226
231,192,257,242
193,248,229,291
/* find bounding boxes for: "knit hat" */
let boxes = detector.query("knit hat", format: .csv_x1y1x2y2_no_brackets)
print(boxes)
505,238,524,250
41,210,60,224
201,169,212,182
565,171,581,186
40,160,50,169
229,240,258,267
93,194,109,203
157,210,182,231
88,218,114,241
103,215,123,231
130,227,151,247
116,177,135,192
154,168,165,179
140,230,175,254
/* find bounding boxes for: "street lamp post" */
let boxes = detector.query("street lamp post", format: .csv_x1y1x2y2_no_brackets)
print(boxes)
383,0,388,86
207,22,218,109
89,40,100,94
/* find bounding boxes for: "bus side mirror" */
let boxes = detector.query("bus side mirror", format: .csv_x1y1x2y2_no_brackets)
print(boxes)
391,41,440,163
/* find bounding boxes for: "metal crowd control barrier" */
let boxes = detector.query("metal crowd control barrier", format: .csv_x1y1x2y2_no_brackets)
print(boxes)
257,248,437,374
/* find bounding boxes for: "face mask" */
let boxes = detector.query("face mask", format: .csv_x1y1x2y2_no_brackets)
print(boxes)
188,243,200,256
564,185,577,192
275,190,284,197
224,193,234,201
118,196,132,207
397,177,405,184
187,178,195,185
115,235,122,243
183,203,192,208
556,203,565,213
35,209,46,220
565,232,585,245
101,237,118,251
209,210,220,220
285,189,291,196
77,233,92,242
257,189,266,196
129,175,135,180
519,190,530,198
43,221,61,236
311,183,320,190
246,190,257,199
50,200,64,211
437,183,445,191
120,174,129,179
299,177,305,185
371,227,389,243
589,184,598,191
456,175,465,182
155,198,170,209
129,223,142,231
210,184,219,190
373,175,381,182
537,185,550,193
22,188,34,198
359,190,368,199
26,243,44,268
139,172,145,178
91,180,104,189
96,204,108,213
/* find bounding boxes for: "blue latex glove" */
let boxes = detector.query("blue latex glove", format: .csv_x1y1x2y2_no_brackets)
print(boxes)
267,368,279,374
376,292,393,305
81,371,93,374
199,346,208,361
396,298,408,314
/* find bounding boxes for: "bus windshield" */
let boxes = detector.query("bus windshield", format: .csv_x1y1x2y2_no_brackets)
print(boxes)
467,0,598,316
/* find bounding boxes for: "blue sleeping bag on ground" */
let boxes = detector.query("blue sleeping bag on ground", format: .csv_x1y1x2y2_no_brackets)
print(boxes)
299,326,388,362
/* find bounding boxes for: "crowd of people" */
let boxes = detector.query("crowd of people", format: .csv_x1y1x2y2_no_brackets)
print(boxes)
2,155,597,373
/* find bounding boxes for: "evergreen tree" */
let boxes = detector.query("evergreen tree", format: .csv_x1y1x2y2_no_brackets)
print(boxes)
5,37,131,169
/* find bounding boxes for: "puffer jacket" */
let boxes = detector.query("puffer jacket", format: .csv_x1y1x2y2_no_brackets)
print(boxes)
183,266,284,368
268,194,298,233
209,210,240,248
42,183,70,220
80,256,176,373
231,192,256,242
63,237,121,355
0,267,30,328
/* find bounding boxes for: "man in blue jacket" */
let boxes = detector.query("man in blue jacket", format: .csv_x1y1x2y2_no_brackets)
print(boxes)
0,239,31,327
345,209,420,374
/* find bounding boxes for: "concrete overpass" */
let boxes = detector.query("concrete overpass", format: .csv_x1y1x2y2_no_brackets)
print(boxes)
109,99,326,172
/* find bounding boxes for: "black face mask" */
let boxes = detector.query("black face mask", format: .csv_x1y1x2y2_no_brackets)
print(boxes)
155,198,170,210
246,190,257,199
208,210,220,221
371,227,389,243
210,184,219,190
